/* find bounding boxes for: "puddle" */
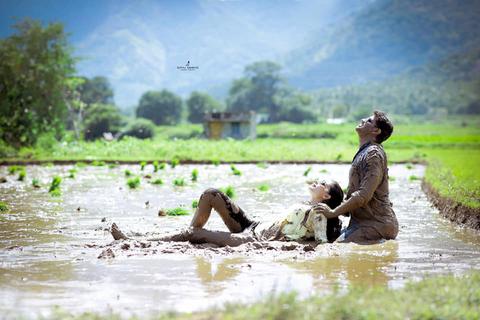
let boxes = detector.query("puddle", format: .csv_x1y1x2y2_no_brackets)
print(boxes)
1,163,479,318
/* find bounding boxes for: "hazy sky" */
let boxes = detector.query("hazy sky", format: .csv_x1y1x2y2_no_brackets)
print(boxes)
0,0,368,108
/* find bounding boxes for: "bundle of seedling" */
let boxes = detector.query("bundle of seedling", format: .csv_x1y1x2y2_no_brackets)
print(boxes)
49,176,62,197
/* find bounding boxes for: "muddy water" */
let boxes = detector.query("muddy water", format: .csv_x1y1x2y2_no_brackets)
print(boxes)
0,164,479,318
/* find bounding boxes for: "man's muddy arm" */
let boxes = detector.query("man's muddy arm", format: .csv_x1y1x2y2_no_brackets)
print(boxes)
315,151,383,219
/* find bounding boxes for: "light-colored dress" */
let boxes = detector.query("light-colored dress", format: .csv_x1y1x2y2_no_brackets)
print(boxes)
251,203,328,243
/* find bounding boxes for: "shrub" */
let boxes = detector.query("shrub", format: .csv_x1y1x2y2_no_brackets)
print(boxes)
120,118,155,140
136,90,183,125
83,103,123,141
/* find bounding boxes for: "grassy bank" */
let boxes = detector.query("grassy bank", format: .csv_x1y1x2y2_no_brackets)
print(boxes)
2,118,479,209
49,271,480,319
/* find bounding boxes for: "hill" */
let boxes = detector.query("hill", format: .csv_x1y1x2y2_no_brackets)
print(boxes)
286,0,480,90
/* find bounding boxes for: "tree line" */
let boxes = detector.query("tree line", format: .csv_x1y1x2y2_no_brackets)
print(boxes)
0,19,320,147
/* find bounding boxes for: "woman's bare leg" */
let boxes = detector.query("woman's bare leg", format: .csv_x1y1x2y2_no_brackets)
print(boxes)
152,228,256,247
190,188,255,233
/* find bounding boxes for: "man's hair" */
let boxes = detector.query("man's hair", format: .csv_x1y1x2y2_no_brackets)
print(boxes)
325,181,344,209
373,110,393,143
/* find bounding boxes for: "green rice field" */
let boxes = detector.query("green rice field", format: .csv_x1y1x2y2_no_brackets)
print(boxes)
2,116,479,209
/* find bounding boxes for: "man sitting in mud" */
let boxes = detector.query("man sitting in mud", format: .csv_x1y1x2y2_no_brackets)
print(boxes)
314,110,398,244
112,180,344,247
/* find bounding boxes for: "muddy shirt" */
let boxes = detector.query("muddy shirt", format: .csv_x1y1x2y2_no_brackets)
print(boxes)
251,203,328,243
346,142,398,239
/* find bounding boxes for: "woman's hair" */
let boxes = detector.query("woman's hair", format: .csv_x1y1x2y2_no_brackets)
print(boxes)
324,180,344,209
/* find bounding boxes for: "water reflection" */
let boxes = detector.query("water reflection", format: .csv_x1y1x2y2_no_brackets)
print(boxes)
283,241,398,289
195,257,245,294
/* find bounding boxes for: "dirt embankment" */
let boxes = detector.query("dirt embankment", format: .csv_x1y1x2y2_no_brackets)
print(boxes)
422,181,480,231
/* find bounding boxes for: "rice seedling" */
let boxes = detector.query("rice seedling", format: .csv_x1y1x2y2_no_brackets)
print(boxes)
335,153,343,161
48,176,62,193
8,165,20,175
173,178,185,187
91,160,105,166
220,185,235,198
125,169,132,177
151,178,163,185
75,162,87,168
191,169,199,182
303,166,312,177
388,176,396,181
409,175,420,181
108,163,118,169
49,188,62,197
406,163,414,170
17,168,26,181
257,162,268,169
68,168,77,179
159,162,166,170
230,164,242,176
127,176,141,189
153,160,159,172
258,184,270,192
192,199,199,208
320,169,328,173
170,158,180,168
32,178,41,188
42,162,54,167
0,201,8,212
211,159,220,166
144,174,152,179
140,161,147,171
165,207,190,216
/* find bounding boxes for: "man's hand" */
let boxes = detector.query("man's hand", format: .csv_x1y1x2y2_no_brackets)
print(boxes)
312,203,338,219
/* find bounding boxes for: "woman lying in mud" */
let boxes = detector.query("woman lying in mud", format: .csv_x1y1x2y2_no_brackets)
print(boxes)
112,180,344,247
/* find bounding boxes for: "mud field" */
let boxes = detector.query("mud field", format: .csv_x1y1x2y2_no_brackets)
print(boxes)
1,164,479,318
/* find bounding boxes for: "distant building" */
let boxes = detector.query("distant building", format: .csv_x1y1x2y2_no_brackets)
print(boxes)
204,111,256,140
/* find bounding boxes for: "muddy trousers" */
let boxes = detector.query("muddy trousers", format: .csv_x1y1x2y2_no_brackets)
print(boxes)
160,188,257,247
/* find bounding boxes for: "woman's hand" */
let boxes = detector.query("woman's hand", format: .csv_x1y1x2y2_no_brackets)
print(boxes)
312,203,337,219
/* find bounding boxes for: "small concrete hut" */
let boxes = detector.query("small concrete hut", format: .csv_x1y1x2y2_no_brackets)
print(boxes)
203,111,256,140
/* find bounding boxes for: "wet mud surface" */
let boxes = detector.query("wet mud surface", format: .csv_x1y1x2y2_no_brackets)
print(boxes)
1,164,479,318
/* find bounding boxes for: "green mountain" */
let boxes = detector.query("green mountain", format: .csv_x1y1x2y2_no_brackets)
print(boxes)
286,0,480,89
312,47,480,115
